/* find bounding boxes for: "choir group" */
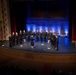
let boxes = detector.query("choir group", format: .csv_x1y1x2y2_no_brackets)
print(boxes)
9,30,58,50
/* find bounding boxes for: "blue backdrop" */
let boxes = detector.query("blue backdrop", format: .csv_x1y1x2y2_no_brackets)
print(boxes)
26,18,69,36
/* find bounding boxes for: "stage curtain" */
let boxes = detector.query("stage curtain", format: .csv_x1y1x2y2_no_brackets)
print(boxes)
11,11,16,34
72,12,75,42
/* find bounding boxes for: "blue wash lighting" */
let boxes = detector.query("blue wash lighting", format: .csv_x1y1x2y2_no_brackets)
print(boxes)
26,24,30,31
45,27,48,32
26,18,69,36
65,30,68,36
39,26,42,32
52,27,55,33
33,26,36,32
58,26,61,35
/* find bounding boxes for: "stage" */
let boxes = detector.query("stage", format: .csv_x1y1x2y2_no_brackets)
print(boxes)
0,37,76,54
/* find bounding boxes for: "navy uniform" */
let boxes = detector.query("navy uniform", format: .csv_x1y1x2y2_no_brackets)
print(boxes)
9,36,12,47
12,32,15,46
40,32,43,42
19,30,23,44
52,35,56,46
47,36,50,43
50,34,54,45
31,31,35,37
55,35,58,50
36,30,39,42
50,32,53,43
23,30,26,43
27,31,30,42
15,32,18,45
44,31,47,42
31,35,34,49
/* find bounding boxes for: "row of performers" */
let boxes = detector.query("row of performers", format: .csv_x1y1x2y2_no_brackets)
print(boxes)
9,30,58,50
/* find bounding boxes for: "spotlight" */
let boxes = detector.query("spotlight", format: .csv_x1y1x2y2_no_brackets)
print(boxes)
33,29,35,32
58,30,61,36
45,27,48,32
28,27,30,31
65,31,68,37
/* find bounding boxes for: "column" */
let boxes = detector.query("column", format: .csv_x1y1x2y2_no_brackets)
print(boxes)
0,0,11,40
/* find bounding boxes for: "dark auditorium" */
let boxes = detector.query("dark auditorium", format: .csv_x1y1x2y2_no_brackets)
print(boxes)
0,0,76,75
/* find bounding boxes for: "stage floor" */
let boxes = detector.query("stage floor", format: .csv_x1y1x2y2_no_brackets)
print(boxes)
0,37,76,54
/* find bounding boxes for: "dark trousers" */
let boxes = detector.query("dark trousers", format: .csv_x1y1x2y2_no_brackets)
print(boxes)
31,41,34,46
44,37,46,42
36,36,39,42
28,36,30,42
9,42,12,47
19,38,23,44
40,36,43,42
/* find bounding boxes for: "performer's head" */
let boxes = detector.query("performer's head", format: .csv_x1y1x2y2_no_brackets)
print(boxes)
20,30,22,33
16,32,18,36
23,30,25,33
31,35,33,37
12,32,14,35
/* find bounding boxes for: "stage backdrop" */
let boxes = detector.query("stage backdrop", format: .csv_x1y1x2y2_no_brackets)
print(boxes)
26,18,69,36
26,1,69,36
10,1,69,36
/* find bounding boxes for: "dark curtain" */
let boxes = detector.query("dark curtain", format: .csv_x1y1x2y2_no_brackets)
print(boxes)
71,2,75,42
11,11,17,34
72,11,75,42
9,1,17,34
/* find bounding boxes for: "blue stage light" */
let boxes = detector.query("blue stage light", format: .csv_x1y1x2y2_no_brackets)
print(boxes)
39,26,42,32
58,28,61,36
33,27,36,32
65,30,68,36
52,27,55,33
26,24,30,31
28,27,30,31
26,18,69,36
58,31,61,36
32,25,36,32
45,27,48,32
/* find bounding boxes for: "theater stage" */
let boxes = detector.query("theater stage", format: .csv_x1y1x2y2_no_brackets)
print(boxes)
0,37,76,54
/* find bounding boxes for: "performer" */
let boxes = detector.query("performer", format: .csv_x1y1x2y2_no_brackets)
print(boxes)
40,31,43,42
31,31,35,37
36,30,39,42
43,30,47,42
31,35,34,49
50,31,53,43
9,36,12,47
12,32,15,46
15,32,18,45
55,34,58,50
27,30,30,42
47,35,50,43
23,30,26,43
47,30,50,37
19,30,23,46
